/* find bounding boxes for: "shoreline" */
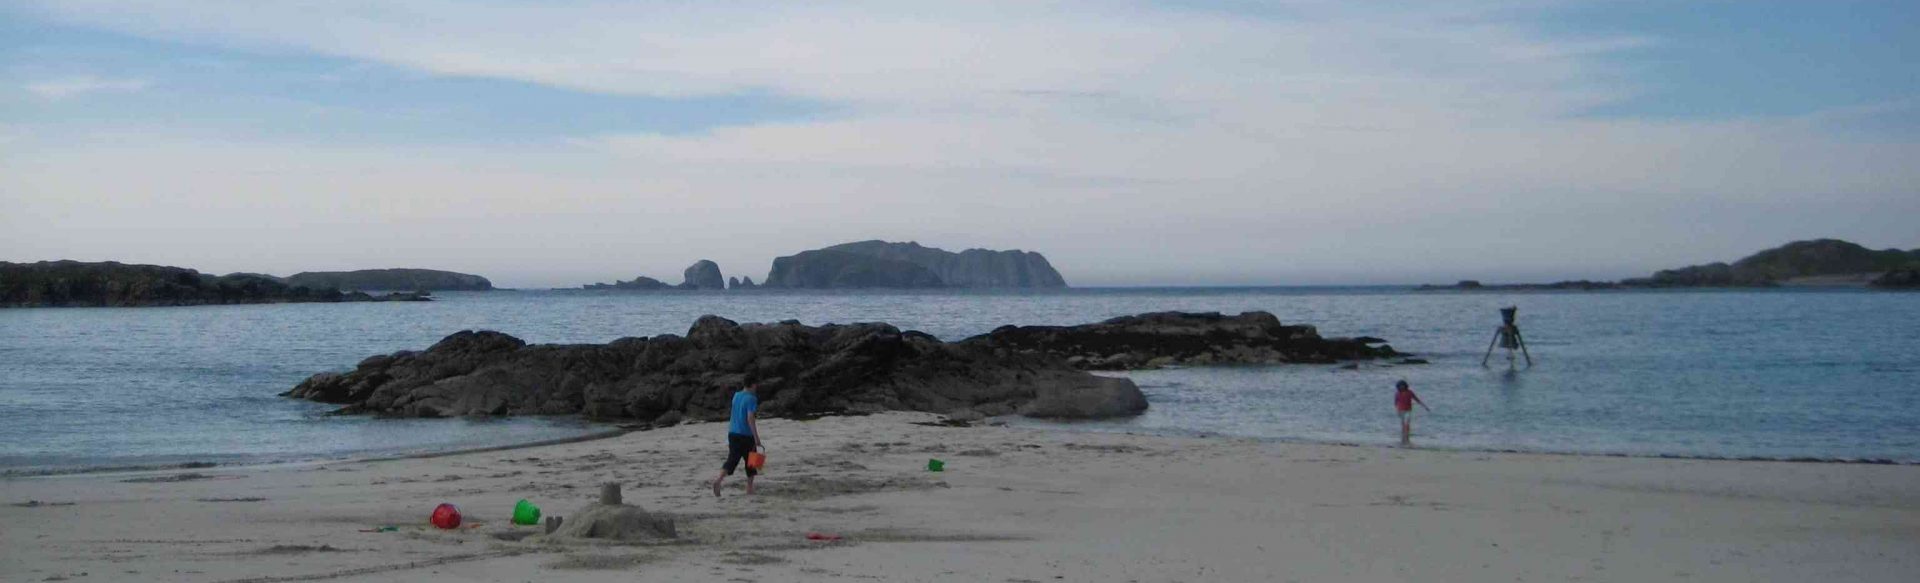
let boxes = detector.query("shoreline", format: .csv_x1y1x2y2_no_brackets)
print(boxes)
1012,419,1920,465
9,415,1914,479
1,427,634,480
5,411,1915,582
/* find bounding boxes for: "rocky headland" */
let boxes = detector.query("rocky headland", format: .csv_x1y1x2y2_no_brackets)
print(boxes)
1,260,437,308
285,268,492,291
1420,238,1920,291
962,311,1397,370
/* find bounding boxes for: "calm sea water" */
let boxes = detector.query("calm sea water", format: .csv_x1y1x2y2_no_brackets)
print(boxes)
2,287,1916,471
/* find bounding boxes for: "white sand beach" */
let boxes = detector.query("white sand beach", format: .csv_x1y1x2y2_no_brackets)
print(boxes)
4,412,1916,582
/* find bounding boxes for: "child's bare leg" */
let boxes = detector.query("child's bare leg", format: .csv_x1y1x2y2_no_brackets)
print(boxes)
711,472,724,497
745,474,756,495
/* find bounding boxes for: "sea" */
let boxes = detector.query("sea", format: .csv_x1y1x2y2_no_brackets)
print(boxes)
3,287,1916,473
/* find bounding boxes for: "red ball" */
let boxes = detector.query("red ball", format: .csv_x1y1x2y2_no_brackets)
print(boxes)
430,503,462,529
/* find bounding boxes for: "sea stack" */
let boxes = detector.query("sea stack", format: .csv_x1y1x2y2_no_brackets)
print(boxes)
680,260,725,290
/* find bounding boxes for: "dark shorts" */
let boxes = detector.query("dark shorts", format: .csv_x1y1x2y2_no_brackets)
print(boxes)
722,432,757,477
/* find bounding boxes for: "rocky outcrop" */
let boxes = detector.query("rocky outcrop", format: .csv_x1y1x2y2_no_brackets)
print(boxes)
0,260,427,308
285,268,492,292
962,311,1395,370
284,315,1149,421
1871,269,1920,289
728,276,757,290
822,240,1067,288
679,260,725,290
584,276,671,290
762,250,945,289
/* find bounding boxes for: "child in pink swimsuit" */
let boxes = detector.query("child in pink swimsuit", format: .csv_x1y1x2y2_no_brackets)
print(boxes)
1394,380,1430,446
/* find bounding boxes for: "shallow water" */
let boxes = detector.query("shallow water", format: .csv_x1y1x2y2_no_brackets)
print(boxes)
2,287,1916,470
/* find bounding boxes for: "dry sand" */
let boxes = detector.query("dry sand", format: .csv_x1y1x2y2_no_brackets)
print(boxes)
3,412,1916,582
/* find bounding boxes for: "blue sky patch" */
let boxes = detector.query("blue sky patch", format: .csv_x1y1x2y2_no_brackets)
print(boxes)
2,21,834,144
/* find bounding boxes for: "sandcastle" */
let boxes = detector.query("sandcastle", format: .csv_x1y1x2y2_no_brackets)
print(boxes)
543,483,676,541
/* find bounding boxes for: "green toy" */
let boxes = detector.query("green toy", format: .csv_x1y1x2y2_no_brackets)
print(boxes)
512,499,541,526
926,458,945,472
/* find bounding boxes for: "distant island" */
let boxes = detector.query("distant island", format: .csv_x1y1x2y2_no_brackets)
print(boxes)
815,240,1066,288
764,240,1067,289
0,261,447,308
577,241,1068,290
581,259,752,291
763,249,946,289
1421,239,1920,291
284,268,492,292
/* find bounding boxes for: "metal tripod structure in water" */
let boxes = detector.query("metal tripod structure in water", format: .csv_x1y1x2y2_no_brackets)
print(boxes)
1482,306,1533,367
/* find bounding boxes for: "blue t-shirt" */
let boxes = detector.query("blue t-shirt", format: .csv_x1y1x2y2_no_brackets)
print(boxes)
728,390,758,436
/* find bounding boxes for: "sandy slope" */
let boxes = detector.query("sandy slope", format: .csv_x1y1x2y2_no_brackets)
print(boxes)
3,412,1916,582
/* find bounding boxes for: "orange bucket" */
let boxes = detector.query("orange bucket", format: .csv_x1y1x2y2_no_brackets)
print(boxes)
746,451,766,471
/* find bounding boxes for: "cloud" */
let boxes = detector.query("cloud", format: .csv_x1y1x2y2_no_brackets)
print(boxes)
17,2,1640,112
24,75,150,99
4,1,1915,286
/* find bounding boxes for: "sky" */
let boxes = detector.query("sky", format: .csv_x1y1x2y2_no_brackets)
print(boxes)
2,1,1916,288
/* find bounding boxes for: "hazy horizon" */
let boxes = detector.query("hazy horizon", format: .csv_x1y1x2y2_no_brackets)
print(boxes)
10,234,1920,289
4,2,1916,289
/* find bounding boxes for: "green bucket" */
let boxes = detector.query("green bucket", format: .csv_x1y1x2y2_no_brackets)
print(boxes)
926,458,945,472
512,499,541,526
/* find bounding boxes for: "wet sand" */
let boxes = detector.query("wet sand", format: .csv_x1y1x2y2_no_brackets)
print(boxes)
3,412,1916,582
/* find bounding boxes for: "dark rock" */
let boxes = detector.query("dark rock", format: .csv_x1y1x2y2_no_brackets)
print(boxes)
284,315,1148,420
762,250,944,289
820,240,1068,288
285,268,492,292
728,276,757,290
962,311,1396,370
679,260,725,290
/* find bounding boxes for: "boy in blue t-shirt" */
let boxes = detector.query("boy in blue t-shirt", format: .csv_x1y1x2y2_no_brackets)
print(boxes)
710,384,762,496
